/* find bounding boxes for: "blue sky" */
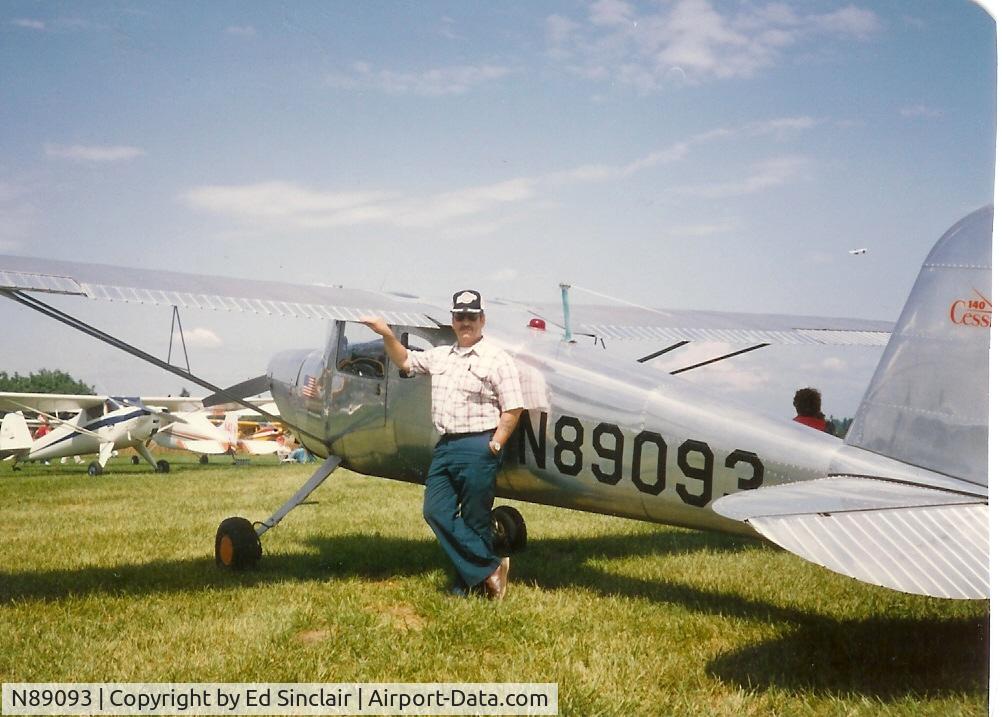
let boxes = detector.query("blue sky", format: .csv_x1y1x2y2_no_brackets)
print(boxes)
0,1,995,419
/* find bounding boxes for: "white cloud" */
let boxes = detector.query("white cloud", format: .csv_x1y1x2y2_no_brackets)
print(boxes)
674,155,809,199
900,104,943,119
44,143,146,162
12,18,46,30
184,116,818,233
546,0,880,91
328,63,511,96
821,357,848,372
0,181,36,245
663,221,737,238
225,25,257,37
489,268,519,282
184,178,535,230
184,328,224,349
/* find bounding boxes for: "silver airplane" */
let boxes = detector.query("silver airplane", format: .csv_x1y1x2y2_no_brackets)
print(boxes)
0,206,989,599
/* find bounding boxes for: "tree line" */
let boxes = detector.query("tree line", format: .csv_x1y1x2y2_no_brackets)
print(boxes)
0,369,95,395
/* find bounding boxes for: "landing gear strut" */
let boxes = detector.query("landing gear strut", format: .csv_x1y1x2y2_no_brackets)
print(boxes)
214,454,341,570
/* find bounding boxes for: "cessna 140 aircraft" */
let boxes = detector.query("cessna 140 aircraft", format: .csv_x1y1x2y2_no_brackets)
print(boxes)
0,392,202,474
0,206,990,599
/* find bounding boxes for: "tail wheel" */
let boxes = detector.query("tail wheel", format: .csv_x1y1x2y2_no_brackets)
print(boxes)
131,455,140,465
215,517,262,570
87,461,103,477
492,505,527,556
155,459,170,474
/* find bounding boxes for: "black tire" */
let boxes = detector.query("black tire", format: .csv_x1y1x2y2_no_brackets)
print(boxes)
131,455,140,465
155,459,170,474
492,505,527,556
199,454,209,465
215,516,262,569
87,461,103,477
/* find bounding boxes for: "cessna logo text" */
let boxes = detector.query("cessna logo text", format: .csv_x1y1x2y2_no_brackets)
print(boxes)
949,293,991,328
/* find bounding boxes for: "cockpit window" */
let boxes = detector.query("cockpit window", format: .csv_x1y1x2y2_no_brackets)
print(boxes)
337,322,388,379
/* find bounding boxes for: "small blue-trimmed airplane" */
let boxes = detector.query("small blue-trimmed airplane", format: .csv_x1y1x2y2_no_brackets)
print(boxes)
0,206,990,599
0,392,201,475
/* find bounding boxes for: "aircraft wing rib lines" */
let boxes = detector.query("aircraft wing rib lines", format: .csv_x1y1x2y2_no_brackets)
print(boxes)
866,509,956,598
919,507,987,595
750,503,988,598
927,505,989,575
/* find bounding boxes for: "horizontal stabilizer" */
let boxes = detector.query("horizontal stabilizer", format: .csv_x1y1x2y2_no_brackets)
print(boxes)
167,439,227,455
239,439,280,455
714,477,987,599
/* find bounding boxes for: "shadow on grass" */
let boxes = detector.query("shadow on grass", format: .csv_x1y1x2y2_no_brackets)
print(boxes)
0,527,749,604
2,529,986,698
707,613,988,699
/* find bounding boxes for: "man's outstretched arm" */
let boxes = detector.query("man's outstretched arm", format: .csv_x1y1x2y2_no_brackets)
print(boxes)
359,316,410,372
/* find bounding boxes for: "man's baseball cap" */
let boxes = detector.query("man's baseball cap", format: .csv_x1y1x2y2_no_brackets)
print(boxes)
451,289,483,314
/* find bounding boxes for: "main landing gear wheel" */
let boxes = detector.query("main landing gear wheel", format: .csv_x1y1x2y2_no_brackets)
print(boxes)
492,505,527,557
215,517,262,570
199,455,209,465
155,459,170,474
131,455,140,465
87,461,103,477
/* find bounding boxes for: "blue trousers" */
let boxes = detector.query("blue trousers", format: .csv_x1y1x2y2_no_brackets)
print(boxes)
423,432,502,588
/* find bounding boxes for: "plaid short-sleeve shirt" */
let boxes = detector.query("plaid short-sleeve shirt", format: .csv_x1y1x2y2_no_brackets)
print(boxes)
407,337,524,435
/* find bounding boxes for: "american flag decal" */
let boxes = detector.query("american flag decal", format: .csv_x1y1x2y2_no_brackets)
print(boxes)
301,375,320,399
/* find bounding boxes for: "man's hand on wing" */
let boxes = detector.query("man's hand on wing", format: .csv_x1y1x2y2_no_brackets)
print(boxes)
360,316,392,337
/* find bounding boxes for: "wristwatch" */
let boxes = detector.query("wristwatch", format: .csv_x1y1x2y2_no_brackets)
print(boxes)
490,440,502,454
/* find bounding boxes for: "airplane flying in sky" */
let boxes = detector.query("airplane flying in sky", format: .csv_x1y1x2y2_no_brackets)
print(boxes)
849,248,868,255
0,392,202,475
0,206,989,599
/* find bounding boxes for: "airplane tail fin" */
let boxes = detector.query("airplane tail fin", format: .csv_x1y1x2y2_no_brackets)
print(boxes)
715,207,991,599
844,205,991,487
0,412,33,454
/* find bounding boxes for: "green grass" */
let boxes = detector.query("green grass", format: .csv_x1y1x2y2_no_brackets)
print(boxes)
0,455,987,716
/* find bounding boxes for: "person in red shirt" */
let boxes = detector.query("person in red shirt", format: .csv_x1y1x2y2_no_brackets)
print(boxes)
792,387,829,432
33,418,51,439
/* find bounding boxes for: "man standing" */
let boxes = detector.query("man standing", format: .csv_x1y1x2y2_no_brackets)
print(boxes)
361,290,524,600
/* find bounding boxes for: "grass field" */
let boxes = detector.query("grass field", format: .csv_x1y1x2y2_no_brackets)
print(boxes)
0,455,988,716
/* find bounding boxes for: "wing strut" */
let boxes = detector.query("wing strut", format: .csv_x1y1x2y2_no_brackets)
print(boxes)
669,343,770,375
1,289,327,446
637,341,689,363
167,305,191,373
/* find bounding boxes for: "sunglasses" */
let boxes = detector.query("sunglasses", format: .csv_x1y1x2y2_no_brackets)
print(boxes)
452,312,481,322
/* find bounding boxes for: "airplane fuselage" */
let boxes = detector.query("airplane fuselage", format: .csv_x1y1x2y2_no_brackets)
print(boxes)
26,408,160,462
266,316,852,537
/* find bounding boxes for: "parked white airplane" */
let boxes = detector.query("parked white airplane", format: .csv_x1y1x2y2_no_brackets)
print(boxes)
0,206,989,599
0,392,201,475
153,402,281,461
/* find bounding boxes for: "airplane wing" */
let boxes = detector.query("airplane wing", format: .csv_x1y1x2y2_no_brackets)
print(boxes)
713,476,988,599
140,397,206,413
0,391,106,414
1,254,892,344
0,254,445,328
522,302,893,346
